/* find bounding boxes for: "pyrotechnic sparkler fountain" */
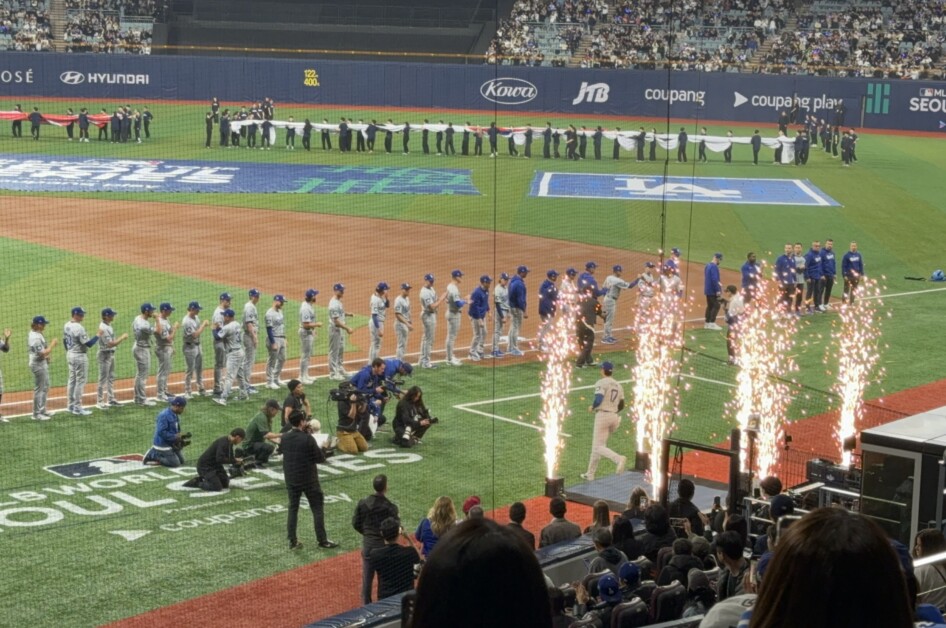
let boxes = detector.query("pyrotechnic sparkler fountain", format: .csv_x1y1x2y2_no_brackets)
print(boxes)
540,286,579,496
831,277,885,467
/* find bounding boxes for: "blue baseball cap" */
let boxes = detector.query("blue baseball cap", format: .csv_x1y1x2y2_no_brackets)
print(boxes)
500,272,509,280
613,265,623,272
598,574,622,603
619,562,641,587
219,292,232,301
547,269,558,278
401,283,412,290
671,247,681,256
452,269,463,278
170,395,187,407
273,294,286,303
248,288,260,297
566,267,577,277
714,252,723,260
71,306,86,316
101,307,117,318
377,282,389,292
480,275,492,284
305,288,318,299
141,302,155,312
399,363,414,375
333,283,345,292
586,261,597,269
159,302,175,312
222,308,235,318
188,301,202,311
424,273,434,283
517,265,529,274
32,315,48,325
601,361,614,372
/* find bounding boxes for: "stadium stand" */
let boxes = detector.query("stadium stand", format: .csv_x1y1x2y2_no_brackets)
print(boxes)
62,0,155,53
0,0,52,51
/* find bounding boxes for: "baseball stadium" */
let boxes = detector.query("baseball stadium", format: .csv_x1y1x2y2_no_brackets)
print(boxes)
2,0,946,626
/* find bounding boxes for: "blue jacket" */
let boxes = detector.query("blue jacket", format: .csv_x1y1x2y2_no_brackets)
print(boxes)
741,262,760,291
704,263,721,296
822,248,837,276
578,272,603,296
383,359,409,380
775,254,796,286
842,251,864,277
469,286,490,320
152,407,181,448
350,365,382,395
508,275,527,310
538,279,558,317
804,249,824,280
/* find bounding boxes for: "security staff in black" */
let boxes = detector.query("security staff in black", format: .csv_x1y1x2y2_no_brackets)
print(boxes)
576,285,599,368
649,128,658,161
247,109,259,148
435,120,444,155
421,119,430,154
28,107,42,140
384,119,394,153
356,119,366,152
593,126,603,160
635,127,646,161
204,112,214,148
402,122,411,154
553,127,561,158
211,97,220,123
78,108,90,141
121,108,132,142
219,110,230,147
339,118,350,152
321,119,332,150
11,104,22,137
302,119,313,151
65,108,75,140
353,474,399,604
474,126,483,156
196,428,245,491
99,108,109,141
282,411,338,550
445,123,456,155
523,125,532,158
578,126,588,159
142,107,153,139
367,120,378,152
488,122,498,157
543,123,552,158
677,127,688,162
461,122,471,156
751,129,762,164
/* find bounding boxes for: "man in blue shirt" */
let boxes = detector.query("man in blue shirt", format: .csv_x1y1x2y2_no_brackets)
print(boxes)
704,253,723,330
804,241,825,313
579,261,604,296
821,238,837,309
507,266,529,356
741,252,761,302
468,275,492,361
775,243,797,313
143,396,187,467
537,270,559,346
841,241,865,304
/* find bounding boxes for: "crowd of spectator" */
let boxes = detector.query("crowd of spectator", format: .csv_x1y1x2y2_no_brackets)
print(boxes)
64,0,157,17
0,0,52,51
486,0,609,66
63,9,151,53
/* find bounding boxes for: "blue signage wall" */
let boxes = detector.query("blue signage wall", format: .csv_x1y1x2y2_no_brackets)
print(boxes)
2,52,945,132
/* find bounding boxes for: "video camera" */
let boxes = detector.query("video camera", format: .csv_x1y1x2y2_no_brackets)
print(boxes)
173,432,192,450
382,378,405,398
330,382,365,404
229,450,258,478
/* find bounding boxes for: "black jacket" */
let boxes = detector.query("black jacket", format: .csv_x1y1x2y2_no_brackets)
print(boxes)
281,428,325,486
196,436,234,473
657,553,704,586
353,494,399,550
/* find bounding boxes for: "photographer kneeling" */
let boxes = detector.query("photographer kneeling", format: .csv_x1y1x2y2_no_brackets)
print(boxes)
244,399,282,467
337,391,370,454
191,428,246,492
394,386,437,448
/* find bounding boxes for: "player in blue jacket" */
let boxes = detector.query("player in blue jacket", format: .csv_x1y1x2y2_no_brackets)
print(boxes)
703,253,723,330
468,275,492,361
821,238,837,309
143,396,187,467
841,241,864,304
804,241,825,313
537,270,559,346
507,266,529,356
740,252,761,302
775,243,797,312
578,261,605,296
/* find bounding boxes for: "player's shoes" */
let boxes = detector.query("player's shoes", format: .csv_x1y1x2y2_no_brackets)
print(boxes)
32,414,51,421
300,377,315,384
156,394,169,402
448,358,463,366
109,400,121,407
421,363,437,369
468,353,481,361
508,349,525,357
213,397,228,406
97,403,109,410
267,382,280,390
490,350,504,358
601,337,617,344
0,415,7,423
580,472,594,482
615,456,627,475
72,408,93,416
246,386,259,395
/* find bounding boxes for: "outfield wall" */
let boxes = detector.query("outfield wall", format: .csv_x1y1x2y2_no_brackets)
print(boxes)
3,52,946,132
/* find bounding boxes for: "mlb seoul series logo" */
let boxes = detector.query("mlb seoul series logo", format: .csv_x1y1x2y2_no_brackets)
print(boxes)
45,454,145,479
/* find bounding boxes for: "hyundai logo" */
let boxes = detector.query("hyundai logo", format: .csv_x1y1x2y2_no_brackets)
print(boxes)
60,71,86,85
480,78,538,105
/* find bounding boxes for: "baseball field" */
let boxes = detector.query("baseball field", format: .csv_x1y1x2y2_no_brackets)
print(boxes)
1,97,945,626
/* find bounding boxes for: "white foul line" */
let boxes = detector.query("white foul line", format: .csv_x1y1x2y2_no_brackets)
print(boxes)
537,171,554,197
793,179,831,206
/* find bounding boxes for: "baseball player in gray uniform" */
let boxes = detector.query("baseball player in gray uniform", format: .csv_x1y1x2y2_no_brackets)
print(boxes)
369,282,390,362
492,272,510,358
393,283,413,362
96,308,128,409
581,361,627,481
64,306,103,415
445,269,465,366
29,315,57,421
212,308,248,406
264,295,287,390
419,273,444,369
181,301,209,398
328,283,353,380
298,288,321,384
154,303,180,402
212,292,232,395
601,265,634,344
0,326,11,422
133,303,157,406
242,289,260,391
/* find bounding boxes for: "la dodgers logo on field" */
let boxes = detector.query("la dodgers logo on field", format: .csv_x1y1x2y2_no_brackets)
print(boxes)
573,82,610,105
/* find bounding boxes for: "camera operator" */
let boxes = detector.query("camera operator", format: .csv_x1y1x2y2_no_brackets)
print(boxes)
243,399,282,467
143,396,188,467
350,358,388,428
337,390,371,453
282,379,318,433
394,385,436,448
193,428,246,492
382,359,413,398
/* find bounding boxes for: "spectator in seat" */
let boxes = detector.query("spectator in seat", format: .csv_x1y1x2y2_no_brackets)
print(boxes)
611,514,644,562
715,531,749,601
588,528,629,577
684,568,716,618
506,501,535,549
753,494,794,556
584,499,611,535
657,538,704,586
639,504,678,561
539,496,582,548
914,529,946,612
669,478,706,536
575,573,624,627
412,518,552,628
369,517,420,601
623,486,649,521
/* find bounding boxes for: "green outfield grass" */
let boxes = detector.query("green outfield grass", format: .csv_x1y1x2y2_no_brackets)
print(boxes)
1,98,945,626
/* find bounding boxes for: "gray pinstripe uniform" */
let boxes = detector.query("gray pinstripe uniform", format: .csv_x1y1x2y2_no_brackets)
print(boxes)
154,315,175,399
265,306,286,386
212,305,227,393
97,320,117,403
602,274,632,339
241,300,259,386
493,282,509,353
64,320,91,410
328,296,347,379
298,300,316,379
218,320,247,400
394,294,411,362
445,281,462,362
28,330,50,418
419,285,437,367
132,315,154,404
369,293,387,362
182,313,205,395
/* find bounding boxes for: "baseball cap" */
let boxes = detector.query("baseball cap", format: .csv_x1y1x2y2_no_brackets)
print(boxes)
399,363,413,375
273,294,286,303
687,568,710,593
517,265,529,274
424,273,434,283
663,261,675,271
219,292,232,301
618,562,640,587
71,306,86,316
264,399,281,410
714,252,724,260
170,396,187,407
222,308,235,318
644,261,655,268
598,574,622,604
601,361,614,372
769,494,795,519
480,275,492,284
188,301,202,311
671,247,681,256
333,283,345,292
101,307,117,318
613,264,623,272
566,267,577,277
547,269,558,278
248,288,260,297
159,302,175,312
451,269,463,278
462,495,481,515
585,261,597,269
32,315,49,325
140,302,155,312
377,282,389,292
500,272,509,280
305,288,319,299
401,283,412,290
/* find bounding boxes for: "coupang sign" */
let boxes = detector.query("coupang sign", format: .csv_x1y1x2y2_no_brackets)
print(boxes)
480,78,538,105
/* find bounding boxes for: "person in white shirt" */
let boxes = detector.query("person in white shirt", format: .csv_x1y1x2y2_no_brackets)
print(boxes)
722,285,746,366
